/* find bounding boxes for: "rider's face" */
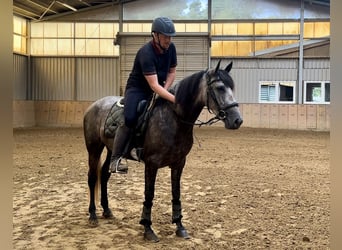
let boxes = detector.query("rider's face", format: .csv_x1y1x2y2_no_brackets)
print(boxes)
156,33,171,50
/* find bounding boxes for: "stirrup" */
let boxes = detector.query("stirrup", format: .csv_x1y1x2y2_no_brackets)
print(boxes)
130,148,139,161
109,157,128,174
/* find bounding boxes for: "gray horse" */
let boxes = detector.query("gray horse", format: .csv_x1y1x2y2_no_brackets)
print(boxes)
83,60,243,242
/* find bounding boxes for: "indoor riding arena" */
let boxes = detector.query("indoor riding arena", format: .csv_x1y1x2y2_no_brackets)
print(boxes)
13,0,330,249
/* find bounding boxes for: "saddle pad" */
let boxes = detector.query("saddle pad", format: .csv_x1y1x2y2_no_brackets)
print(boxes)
104,99,125,138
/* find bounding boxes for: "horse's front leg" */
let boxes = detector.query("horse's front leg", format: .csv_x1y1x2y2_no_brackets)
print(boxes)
139,165,159,242
171,160,190,239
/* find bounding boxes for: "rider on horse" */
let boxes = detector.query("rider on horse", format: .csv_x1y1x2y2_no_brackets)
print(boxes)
109,17,178,174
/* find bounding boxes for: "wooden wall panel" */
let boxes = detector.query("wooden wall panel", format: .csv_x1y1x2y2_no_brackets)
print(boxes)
260,104,270,128
56,101,67,125
306,105,317,129
269,104,279,128
251,105,261,127
66,102,76,125
34,101,50,126
325,105,330,130
48,102,58,125
317,105,327,130
13,101,35,127
288,105,298,130
13,101,330,131
297,105,307,130
278,105,289,129
241,104,252,127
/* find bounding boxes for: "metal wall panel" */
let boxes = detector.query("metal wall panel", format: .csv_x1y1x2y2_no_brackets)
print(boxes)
303,68,330,81
119,36,151,94
27,56,329,103
30,56,120,101
119,34,209,95
303,58,330,81
214,58,299,103
304,58,330,69
31,57,75,100
76,57,120,101
13,54,28,100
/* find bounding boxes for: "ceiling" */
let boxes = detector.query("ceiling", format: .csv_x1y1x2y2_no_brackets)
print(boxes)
13,0,136,21
13,0,330,21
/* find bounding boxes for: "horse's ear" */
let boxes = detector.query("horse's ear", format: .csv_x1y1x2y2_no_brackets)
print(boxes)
215,59,221,73
225,61,233,73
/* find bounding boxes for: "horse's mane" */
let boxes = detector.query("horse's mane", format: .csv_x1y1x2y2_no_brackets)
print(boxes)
165,68,234,115
217,69,235,91
171,70,206,108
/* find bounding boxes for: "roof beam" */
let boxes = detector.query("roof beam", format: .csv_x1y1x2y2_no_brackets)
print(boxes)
305,0,330,7
13,5,40,19
39,0,57,20
36,2,115,21
77,0,91,7
55,1,78,12
26,0,57,14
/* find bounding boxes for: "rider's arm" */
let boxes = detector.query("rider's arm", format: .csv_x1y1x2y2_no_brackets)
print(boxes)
164,67,176,90
144,74,175,103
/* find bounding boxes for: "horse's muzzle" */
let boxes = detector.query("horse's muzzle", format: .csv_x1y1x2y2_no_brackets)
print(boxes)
224,109,243,130
231,117,243,129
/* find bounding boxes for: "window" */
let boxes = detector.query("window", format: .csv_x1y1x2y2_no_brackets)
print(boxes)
304,81,330,104
13,16,27,54
259,81,295,103
30,22,120,56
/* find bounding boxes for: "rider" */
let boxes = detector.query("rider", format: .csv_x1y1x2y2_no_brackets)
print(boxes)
109,17,177,174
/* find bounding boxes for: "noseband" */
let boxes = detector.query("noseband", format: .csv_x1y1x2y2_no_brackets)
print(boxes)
206,73,239,121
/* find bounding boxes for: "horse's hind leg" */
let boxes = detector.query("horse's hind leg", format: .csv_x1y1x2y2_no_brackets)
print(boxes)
87,147,103,226
100,150,113,219
171,161,190,239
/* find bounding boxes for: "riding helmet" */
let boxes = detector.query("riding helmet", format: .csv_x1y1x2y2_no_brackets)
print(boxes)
151,17,176,37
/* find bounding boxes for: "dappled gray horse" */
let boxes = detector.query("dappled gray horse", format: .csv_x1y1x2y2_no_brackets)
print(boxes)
83,60,243,242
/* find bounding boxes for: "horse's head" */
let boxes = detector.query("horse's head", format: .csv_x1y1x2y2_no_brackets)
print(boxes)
205,60,243,129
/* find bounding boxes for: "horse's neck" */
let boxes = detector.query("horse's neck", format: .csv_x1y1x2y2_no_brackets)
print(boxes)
171,80,207,124
176,104,204,122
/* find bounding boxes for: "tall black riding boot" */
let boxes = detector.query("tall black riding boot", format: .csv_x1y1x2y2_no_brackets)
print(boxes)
109,124,131,174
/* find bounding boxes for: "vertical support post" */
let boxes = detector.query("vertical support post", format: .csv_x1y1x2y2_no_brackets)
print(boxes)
208,0,212,69
298,0,304,104
27,20,32,100
119,2,123,33
73,23,77,101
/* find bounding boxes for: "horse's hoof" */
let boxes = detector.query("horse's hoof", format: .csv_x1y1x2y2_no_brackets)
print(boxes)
88,213,98,227
88,218,98,227
103,209,114,219
176,228,190,239
144,229,159,242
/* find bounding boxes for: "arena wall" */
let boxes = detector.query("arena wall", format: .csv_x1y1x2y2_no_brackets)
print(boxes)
13,100,330,131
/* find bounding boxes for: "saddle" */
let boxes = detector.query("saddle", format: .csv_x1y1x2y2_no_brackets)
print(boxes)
104,96,154,161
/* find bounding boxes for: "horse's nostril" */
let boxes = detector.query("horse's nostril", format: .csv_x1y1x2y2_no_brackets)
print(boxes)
235,118,243,127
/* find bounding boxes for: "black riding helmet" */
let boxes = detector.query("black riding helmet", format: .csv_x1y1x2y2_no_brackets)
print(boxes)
151,17,176,37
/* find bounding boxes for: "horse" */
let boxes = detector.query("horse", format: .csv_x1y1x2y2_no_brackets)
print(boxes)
83,60,243,242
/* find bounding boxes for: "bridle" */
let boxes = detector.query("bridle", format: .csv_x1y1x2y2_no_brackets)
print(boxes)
178,71,239,127
203,72,239,124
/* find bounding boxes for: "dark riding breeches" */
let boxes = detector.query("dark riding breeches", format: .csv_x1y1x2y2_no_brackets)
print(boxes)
124,88,150,129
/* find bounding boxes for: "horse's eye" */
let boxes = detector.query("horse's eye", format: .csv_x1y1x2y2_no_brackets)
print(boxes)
216,85,226,92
